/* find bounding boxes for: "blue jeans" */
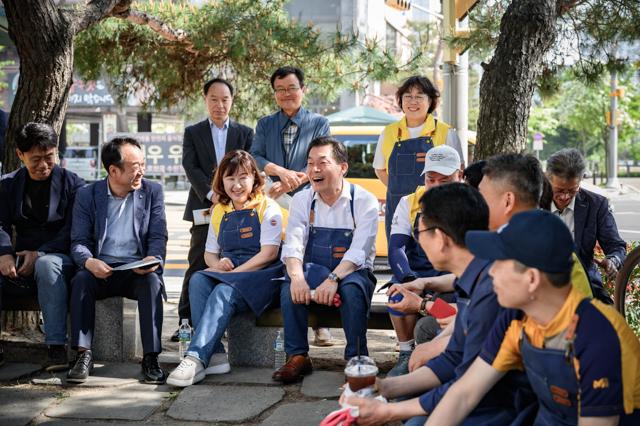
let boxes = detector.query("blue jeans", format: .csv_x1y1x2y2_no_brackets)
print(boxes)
187,273,249,366
0,253,73,345
35,254,74,345
280,281,369,359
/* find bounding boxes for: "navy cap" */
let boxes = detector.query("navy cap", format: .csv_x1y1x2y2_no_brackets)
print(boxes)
465,210,575,273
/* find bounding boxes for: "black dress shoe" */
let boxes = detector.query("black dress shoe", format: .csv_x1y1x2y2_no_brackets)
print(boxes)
142,353,166,384
67,350,93,383
45,345,69,372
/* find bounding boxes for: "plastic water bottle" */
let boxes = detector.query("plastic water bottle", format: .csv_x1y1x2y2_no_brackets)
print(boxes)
178,319,192,360
274,329,286,370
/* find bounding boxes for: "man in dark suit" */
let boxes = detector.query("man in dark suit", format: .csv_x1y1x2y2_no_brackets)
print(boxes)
68,137,168,384
546,148,626,304
176,78,253,337
0,123,84,370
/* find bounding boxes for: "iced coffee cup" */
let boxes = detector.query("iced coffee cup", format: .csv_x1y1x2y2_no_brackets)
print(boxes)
344,355,378,393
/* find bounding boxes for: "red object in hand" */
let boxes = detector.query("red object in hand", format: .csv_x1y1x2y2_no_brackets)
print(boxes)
333,294,342,307
428,298,457,319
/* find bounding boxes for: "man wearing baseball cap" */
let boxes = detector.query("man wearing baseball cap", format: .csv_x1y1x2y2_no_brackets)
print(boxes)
384,145,462,376
426,209,640,426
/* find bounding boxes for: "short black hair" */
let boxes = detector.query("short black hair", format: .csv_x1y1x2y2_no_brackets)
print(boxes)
203,77,234,97
396,75,440,114
101,137,142,171
419,182,489,247
270,66,305,89
463,160,486,189
306,136,348,164
546,148,586,181
16,122,58,153
483,154,543,208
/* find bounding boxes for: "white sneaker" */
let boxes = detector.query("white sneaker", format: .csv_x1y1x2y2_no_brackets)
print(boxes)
166,356,205,387
205,353,231,375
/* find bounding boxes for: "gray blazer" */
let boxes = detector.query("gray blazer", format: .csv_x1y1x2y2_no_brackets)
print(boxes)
181,119,253,221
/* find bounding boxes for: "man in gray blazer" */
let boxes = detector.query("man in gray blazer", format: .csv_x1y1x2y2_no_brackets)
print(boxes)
176,78,253,338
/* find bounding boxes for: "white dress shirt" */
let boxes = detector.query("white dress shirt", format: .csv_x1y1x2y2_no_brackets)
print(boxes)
281,181,379,270
551,196,576,238
209,117,229,166
205,198,283,254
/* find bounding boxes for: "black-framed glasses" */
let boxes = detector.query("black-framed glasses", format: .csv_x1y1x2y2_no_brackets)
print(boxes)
414,226,440,241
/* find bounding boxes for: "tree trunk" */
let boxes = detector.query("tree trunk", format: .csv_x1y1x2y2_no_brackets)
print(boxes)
475,0,558,159
3,0,75,171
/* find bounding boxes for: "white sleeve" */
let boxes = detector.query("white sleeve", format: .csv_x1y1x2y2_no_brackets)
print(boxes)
204,221,220,254
260,201,283,247
445,128,464,167
281,191,310,262
390,196,412,236
343,188,379,267
372,132,386,170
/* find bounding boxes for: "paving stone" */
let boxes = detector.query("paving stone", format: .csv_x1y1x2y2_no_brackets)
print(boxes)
0,362,42,381
301,371,344,398
167,385,284,422
31,362,142,387
44,384,169,420
0,388,57,426
261,400,338,426
202,367,277,385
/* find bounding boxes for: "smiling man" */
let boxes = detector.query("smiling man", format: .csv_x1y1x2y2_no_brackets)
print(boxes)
68,137,168,384
272,137,379,383
546,148,626,304
251,66,331,201
0,122,84,370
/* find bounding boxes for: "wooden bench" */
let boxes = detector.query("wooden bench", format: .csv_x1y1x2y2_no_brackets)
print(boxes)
2,294,141,362
228,302,392,368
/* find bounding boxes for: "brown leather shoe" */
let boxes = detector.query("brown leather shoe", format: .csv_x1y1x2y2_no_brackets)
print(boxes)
272,354,313,383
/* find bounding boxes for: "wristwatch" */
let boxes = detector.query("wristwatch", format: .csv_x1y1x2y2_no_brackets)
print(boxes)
418,298,429,316
327,272,341,283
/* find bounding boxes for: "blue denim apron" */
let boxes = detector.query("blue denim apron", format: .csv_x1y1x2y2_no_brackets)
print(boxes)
385,126,435,239
300,184,375,305
520,298,639,425
197,206,283,316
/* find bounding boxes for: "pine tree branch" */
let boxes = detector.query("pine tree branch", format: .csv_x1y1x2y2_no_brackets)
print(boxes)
110,8,197,54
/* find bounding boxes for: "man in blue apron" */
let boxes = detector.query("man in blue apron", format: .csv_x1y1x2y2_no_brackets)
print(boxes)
424,209,640,426
385,145,461,376
272,137,379,384
345,183,536,426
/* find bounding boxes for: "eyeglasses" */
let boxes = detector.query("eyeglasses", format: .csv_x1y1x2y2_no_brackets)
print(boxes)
274,86,301,95
402,94,428,103
551,186,580,197
414,225,440,241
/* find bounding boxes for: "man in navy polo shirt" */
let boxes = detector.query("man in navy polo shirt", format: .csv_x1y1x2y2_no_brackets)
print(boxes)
345,183,534,425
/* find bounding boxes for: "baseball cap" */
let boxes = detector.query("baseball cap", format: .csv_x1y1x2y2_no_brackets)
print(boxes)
465,210,575,273
422,145,461,176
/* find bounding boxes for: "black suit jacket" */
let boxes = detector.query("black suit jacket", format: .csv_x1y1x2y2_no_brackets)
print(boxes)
0,165,85,256
182,119,253,221
573,188,627,303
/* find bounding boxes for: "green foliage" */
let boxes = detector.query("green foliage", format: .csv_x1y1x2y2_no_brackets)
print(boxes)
74,0,421,121
527,68,640,164
457,0,640,88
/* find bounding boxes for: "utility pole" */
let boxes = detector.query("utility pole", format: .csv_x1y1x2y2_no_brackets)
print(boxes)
606,69,620,189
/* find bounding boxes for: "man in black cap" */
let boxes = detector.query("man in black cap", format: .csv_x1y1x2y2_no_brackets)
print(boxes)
425,209,640,426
